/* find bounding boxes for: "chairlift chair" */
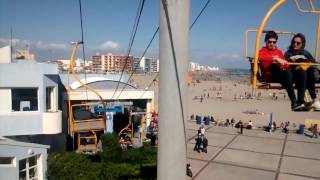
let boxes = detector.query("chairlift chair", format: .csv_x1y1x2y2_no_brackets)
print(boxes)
67,42,107,153
245,0,320,92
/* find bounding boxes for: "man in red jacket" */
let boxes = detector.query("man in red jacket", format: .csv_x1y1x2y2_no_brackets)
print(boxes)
259,31,303,111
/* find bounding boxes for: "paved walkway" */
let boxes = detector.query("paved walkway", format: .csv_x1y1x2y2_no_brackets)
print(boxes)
186,123,320,180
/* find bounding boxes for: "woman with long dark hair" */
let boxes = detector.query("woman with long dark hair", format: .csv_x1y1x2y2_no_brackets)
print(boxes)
285,33,320,111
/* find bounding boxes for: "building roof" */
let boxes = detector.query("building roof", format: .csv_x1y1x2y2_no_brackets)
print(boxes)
0,137,50,149
59,73,136,90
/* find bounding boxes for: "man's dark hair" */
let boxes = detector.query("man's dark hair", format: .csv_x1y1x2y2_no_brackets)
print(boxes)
264,31,278,42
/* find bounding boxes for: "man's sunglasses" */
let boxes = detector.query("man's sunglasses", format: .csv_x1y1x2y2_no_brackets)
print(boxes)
267,40,277,44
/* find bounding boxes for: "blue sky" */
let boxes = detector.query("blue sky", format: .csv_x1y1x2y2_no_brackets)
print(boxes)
0,0,318,68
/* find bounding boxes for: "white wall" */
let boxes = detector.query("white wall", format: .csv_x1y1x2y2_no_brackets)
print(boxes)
0,144,48,180
0,89,11,113
0,111,62,136
0,46,11,64
42,111,62,134
67,90,154,100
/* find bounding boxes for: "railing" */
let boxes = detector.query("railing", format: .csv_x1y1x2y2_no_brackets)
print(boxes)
73,118,105,132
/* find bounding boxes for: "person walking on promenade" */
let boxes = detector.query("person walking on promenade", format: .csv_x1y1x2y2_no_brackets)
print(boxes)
239,120,244,134
186,164,193,177
312,124,318,138
231,118,235,127
272,121,277,132
199,124,205,136
202,135,208,153
193,133,202,153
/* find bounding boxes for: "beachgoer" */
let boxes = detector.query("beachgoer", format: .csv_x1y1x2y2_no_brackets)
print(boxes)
312,124,318,138
210,116,215,123
200,124,205,135
231,118,235,127
193,133,202,153
186,164,193,177
285,33,320,111
201,135,208,153
225,119,230,127
272,121,277,132
259,31,297,111
283,121,290,134
239,120,243,134
247,120,253,130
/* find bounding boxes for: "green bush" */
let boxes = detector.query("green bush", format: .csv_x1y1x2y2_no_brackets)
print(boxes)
47,152,102,180
102,163,140,179
100,133,122,163
47,133,157,179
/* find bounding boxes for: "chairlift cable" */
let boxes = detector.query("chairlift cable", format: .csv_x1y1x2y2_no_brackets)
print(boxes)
138,73,159,99
189,0,211,30
110,0,146,100
116,27,159,99
78,0,89,101
136,0,212,99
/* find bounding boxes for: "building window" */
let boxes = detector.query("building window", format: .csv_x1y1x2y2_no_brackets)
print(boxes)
46,87,55,112
12,88,38,111
19,155,39,180
0,157,14,165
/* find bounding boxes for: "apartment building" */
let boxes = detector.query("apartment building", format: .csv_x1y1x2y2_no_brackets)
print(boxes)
145,58,159,73
92,53,133,73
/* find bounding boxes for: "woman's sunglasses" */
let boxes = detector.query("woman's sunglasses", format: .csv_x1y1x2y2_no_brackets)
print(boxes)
293,41,302,45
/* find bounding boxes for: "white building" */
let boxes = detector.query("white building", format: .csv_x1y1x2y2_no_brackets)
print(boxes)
0,46,63,151
144,58,159,73
47,58,90,72
133,57,145,73
0,138,49,180
0,60,62,137
189,61,219,72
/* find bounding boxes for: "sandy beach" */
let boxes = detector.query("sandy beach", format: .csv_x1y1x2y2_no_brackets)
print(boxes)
133,73,320,127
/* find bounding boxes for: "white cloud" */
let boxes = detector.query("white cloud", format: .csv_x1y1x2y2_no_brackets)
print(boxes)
35,41,67,50
0,38,67,50
99,41,119,50
0,38,30,47
231,54,241,59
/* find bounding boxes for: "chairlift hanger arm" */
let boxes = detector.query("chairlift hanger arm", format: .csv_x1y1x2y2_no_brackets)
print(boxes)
253,0,288,90
69,42,105,104
295,0,320,14
244,29,294,58
67,42,107,135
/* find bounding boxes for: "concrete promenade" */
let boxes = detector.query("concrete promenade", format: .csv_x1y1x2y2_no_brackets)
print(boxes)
186,122,320,180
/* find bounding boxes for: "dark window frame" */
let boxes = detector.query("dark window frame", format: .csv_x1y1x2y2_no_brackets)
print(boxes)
11,88,39,112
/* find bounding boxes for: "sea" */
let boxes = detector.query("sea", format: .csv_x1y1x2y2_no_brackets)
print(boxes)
216,68,251,78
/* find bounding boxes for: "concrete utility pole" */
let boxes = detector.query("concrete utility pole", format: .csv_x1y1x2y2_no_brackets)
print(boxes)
158,0,189,179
